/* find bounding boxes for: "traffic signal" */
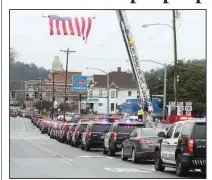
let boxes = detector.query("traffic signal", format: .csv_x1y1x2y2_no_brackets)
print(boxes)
65,96,68,101
11,91,15,99
26,93,29,101
79,93,82,101
40,94,42,101
177,75,180,83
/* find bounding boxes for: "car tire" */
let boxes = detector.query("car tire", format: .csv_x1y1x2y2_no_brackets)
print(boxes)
121,147,128,161
102,147,108,154
71,140,74,147
154,150,165,172
108,143,115,156
85,143,90,151
81,142,85,150
175,154,188,177
131,148,139,163
41,130,44,134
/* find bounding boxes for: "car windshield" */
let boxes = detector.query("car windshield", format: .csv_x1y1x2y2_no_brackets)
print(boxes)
141,129,165,137
79,124,88,131
118,124,144,133
91,124,111,132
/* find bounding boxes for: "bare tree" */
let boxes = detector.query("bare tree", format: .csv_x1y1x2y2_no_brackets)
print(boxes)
10,47,19,63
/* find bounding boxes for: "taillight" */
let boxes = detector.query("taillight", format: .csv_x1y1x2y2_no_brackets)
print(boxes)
77,131,80,136
88,132,92,140
113,133,118,141
140,139,152,147
188,139,194,154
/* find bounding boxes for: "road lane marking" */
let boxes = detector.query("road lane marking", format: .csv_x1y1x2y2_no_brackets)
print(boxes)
75,155,115,159
25,139,75,165
104,168,152,173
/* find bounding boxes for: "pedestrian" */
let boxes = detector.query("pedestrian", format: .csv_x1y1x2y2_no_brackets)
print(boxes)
137,106,144,122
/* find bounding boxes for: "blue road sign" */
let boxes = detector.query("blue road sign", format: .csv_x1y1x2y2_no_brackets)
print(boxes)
72,76,88,91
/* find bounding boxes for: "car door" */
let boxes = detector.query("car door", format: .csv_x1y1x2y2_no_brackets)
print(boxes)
161,124,176,164
169,123,183,164
104,124,115,148
126,130,138,154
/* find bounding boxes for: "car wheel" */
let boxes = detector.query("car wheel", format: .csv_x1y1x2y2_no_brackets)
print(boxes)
121,147,128,161
102,146,108,155
154,150,165,172
41,130,44,134
81,142,85,150
108,143,115,156
131,148,139,163
85,143,90,151
175,154,188,177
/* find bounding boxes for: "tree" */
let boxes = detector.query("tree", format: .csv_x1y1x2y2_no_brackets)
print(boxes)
10,59,49,90
58,103,71,112
10,48,19,64
33,100,52,111
145,59,206,113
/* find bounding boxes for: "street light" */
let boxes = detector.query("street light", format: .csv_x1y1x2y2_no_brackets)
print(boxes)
142,10,178,106
86,67,110,116
142,23,173,29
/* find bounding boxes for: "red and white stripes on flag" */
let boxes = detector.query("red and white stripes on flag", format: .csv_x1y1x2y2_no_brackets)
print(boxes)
46,15,93,42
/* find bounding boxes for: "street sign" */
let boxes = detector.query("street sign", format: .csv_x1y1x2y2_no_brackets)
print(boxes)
186,111,191,116
177,102,184,106
72,76,88,91
185,102,192,106
87,98,99,102
169,101,175,106
185,106,192,111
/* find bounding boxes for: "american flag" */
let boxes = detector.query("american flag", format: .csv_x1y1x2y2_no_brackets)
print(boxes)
45,15,93,42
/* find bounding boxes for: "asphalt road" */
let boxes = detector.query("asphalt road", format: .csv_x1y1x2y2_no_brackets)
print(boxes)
10,117,206,178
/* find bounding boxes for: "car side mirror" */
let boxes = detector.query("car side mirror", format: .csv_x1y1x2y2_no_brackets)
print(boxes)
158,132,165,138
165,127,169,131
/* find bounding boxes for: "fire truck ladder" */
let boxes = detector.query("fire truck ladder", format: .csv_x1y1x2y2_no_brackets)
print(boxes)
116,10,153,118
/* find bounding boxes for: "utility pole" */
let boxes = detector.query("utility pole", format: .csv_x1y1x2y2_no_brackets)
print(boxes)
60,48,76,119
52,71,55,119
172,10,178,106
40,79,43,114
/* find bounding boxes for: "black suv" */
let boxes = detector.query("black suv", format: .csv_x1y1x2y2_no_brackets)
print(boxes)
154,119,206,177
103,122,146,156
72,122,89,147
81,122,112,151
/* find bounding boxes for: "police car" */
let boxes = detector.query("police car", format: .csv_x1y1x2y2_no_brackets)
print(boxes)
154,119,206,176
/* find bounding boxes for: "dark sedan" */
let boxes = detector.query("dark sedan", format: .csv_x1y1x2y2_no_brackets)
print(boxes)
121,128,165,163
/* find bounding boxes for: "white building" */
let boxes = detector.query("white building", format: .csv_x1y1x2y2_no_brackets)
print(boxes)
86,67,138,114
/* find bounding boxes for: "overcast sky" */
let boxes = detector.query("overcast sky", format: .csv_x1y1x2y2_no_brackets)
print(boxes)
10,10,205,76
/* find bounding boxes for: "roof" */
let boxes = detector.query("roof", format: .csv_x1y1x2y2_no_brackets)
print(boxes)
93,71,137,89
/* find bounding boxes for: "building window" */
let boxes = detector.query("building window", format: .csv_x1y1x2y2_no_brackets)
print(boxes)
98,103,103,106
116,91,118,98
128,91,131,96
99,90,102,97
111,90,115,98
111,103,114,111
116,103,118,109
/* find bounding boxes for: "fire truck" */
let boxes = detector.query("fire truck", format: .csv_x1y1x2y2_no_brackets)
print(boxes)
116,10,192,124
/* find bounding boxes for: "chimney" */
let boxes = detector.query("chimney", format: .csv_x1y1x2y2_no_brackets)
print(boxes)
117,67,121,72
